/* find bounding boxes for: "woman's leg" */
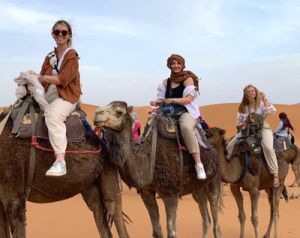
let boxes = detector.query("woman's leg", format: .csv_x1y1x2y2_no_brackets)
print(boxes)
179,113,206,179
45,98,76,176
261,123,279,187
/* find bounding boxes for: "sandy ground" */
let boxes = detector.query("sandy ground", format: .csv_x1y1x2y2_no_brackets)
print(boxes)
1,102,300,237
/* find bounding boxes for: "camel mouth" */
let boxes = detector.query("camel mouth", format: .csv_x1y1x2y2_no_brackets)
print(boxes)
93,121,105,127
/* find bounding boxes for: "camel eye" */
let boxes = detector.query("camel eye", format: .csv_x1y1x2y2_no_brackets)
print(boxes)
116,111,123,115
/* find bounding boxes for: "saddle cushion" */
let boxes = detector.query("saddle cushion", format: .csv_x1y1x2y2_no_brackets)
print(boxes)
143,115,214,150
231,140,260,176
10,108,38,139
10,106,86,143
36,107,86,143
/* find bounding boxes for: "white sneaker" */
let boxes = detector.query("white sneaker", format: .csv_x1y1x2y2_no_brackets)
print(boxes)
195,163,206,180
45,160,67,177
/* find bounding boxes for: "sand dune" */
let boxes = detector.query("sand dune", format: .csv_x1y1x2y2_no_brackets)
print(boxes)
1,102,300,237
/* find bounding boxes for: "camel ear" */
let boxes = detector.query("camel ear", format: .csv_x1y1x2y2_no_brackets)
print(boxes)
219,129,226,136
127,106,134,115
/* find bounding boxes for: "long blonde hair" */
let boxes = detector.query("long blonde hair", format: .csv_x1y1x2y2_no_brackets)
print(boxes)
238,84,262,113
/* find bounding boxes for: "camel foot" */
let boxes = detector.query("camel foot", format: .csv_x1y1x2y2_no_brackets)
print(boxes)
290,195,295,200
296,195,300,199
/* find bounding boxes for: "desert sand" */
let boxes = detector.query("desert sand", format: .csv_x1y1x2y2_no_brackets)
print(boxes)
1,102,300,238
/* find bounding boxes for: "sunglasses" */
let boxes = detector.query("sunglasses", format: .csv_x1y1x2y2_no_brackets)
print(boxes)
52,29,70,36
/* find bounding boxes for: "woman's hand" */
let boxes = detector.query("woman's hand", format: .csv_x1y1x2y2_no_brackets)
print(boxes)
150,100,157,106
165,98,174,104
260,92,266,101
237,122,245,128
28,70,39,77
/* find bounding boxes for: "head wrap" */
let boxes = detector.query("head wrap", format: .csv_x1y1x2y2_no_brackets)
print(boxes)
279,112,287,119
167,54,199,91
279,112,294,130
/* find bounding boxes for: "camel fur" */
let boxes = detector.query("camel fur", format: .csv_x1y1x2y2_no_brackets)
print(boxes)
93,101,223,238
0,112,130,238
206,127,300,238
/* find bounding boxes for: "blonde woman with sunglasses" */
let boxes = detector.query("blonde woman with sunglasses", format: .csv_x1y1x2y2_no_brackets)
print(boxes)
28,20,81,176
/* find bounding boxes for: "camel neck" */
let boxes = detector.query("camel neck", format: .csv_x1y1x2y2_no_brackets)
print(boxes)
106,123,152,189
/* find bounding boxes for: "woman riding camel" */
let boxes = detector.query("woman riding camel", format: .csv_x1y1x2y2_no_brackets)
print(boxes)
227,84,280,188
275,112,295,147
150,54,206,180
28,20,81,176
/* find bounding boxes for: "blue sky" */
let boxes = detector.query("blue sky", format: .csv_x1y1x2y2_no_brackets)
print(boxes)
1,0,300,107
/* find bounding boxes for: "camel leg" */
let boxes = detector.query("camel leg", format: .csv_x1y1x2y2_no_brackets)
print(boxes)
207,173,222,238
272,187,282,238
290,163,299,199
140,188,163,238
263,189,273,238
230,185,246,238
248,188,259,238
192,188,211,238
98,164,130,238
0,201,10,238
81,183,113,238
4,196,26,238
192,174,222,238
160,193,178,238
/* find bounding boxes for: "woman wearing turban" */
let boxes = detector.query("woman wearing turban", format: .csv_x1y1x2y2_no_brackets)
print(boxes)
150,54,206,180
275,112,295,148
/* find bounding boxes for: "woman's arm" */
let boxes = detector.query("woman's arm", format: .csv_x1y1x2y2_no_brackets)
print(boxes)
28,70,61,85
260,92,270,107
275,121,283,134
150,79,168,106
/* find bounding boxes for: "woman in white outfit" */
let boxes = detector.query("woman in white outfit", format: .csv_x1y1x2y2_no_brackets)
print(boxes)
227,84,280,189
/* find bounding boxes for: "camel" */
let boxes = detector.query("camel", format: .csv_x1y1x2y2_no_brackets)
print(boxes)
0,111,129,238
93,101,222,238
205,127,300,238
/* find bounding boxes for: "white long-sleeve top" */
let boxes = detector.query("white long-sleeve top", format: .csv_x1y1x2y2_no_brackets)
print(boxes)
275,121,288,137
236,101,276,124
157,84,200,119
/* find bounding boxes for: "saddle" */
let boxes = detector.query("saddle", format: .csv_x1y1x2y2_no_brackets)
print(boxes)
10,98,86,143
143,114,213,150
230,113,264,183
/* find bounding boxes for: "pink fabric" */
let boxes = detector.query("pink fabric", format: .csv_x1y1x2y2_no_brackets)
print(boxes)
132,121,141,140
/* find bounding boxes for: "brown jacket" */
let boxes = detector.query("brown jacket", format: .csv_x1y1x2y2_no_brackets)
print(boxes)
40,49,81,103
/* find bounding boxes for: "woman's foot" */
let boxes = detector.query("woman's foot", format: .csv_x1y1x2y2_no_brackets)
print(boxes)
195,163,206,180
273,176,281,190
46,160,67,176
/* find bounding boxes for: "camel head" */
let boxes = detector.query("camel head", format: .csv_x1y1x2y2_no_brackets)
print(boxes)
205,127,228,157
93,101,133,131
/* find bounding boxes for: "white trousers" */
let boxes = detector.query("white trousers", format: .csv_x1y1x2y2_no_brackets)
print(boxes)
227,121,278,174
45,98,76,155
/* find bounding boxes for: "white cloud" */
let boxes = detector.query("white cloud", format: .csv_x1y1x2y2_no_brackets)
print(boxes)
81,65,104,72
